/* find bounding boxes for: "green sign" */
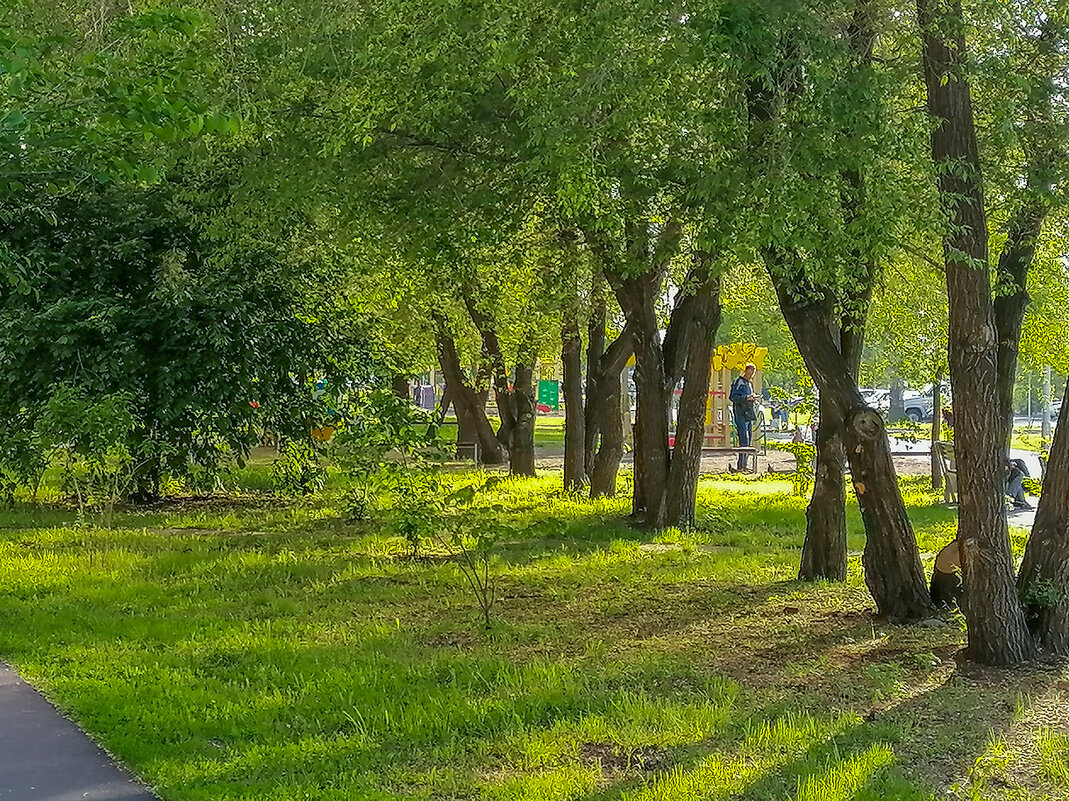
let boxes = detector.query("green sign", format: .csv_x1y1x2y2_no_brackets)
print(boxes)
537,380,560,410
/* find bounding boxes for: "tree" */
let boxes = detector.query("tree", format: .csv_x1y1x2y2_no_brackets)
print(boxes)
1017,381,1069,655
915,0,1036,664
726,0,933,612
0,183,373,497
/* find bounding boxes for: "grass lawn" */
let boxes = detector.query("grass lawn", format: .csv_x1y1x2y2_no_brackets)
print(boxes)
432,415,567,448
0,465,1066,800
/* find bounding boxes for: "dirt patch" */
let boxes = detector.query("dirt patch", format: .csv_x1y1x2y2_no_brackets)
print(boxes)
132,494,288,513
578,742,670,774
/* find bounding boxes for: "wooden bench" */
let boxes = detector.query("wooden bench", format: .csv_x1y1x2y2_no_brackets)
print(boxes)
934,441,957,504
700,446,760,473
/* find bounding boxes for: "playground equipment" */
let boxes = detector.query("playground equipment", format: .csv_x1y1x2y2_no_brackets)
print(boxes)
704,343,767,448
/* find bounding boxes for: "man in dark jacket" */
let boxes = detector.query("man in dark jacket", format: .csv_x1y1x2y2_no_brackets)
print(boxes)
729,363,757,472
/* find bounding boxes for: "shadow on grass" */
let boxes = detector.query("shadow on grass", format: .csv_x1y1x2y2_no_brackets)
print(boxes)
569,662,1067,801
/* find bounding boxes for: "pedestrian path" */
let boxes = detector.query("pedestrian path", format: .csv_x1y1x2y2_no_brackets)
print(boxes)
0,662,158,800
1007,505,1037,529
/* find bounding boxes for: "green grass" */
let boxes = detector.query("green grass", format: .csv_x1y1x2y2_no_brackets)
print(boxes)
429,415,567,448
0,464,1065,800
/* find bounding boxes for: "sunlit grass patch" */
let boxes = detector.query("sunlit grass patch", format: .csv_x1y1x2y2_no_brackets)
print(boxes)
0,463,1065,799
1037,728,1069,786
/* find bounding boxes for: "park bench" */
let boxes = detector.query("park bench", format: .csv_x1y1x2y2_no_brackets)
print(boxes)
934,443,1048,507
700,446,760,473
455,441,481,462
934,440,957,505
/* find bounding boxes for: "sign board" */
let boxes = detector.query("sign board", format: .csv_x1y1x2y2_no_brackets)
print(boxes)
537,380,560,410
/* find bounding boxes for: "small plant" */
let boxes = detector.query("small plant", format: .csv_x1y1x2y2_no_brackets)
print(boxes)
770,441,815,496
35,385,139,524
436,478,504,626
441,523,502,629
1020,577,1062,625
272,439,326,495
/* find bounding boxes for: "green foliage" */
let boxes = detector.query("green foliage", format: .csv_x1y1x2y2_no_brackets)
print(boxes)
35,384,138,520
271,439,326,497
770,441,816,497
0,410,46,503
1020,577,1062,625
333,388,440,478
0,184,379,498
0,5,231,219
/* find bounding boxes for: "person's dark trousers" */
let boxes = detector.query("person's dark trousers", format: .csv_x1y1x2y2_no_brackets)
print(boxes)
735,415,752,471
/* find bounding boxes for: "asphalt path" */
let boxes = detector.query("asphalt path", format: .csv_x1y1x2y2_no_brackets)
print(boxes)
0,662,158,800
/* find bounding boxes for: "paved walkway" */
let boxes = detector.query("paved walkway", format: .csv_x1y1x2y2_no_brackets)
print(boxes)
0,662,158,800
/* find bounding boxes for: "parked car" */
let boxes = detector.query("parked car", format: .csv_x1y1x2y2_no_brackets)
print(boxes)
902,395,934,423
860,388,890,409
863,387,933,422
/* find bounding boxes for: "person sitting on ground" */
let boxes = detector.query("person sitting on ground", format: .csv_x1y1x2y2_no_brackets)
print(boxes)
930,540,962,608
1006,458,1032,510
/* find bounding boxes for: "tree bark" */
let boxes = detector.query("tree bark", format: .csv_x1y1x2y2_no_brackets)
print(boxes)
776,287,934,618
586,219,680,524
562,313,586,490
888,378,905,424
800,392,848,581
1017,382,1069,655
917,0,1034,663
664,274,722,528
585,277,608,474
588,331,633,497
391,375,411,402
461,292,516,449
432,317,506,465
932,372,944,491
797,287,867,584
508,358,537,477
461,292,543,476
615,272,670,526
993,200,1046,449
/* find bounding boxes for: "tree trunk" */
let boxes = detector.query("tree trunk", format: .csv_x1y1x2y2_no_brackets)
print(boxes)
1017,382,1069,655
799,393,848,581
461,292,518,455
917,0,1034,663
617,275,670,527
797,289,866,584
432,317,506,465
391,375,411,402
888,378,905,424
585,278,608,474
586,220,680,523
508,359,537,477
664,276,722,528
562,314,586,491
456,398,478,457
588,332,633,497
776,289,934,618
589,367,625,496
932,372,944,491
993,201,1047,449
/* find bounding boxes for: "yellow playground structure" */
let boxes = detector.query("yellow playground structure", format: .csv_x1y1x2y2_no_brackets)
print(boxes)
704,343,767,448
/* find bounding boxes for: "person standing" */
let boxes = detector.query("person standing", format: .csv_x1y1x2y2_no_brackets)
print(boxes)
730,363,758,472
